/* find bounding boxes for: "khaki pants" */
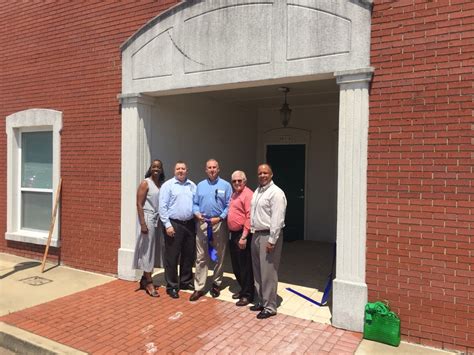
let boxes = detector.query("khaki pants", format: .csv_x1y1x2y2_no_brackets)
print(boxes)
194,220,228,291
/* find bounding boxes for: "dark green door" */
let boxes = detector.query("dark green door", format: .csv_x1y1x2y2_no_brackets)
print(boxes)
266,144,305,242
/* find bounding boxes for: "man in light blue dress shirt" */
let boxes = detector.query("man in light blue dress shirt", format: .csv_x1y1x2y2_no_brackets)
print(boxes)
159,161,196,299
189,159,232,301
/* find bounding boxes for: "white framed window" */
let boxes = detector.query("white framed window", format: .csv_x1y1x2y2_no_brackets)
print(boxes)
6,109,62,247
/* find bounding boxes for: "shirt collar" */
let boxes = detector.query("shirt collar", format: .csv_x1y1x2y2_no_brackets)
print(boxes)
258,180,274,193
232,186,247,197
207,176,220,185
173,177,189,185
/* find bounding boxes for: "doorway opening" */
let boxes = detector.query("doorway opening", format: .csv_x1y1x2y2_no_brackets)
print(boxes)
148,79,339,323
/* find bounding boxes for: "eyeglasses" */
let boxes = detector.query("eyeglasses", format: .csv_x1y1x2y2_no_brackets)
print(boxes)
231,179,243,183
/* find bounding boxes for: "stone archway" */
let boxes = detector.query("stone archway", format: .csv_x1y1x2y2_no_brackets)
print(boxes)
118,0,373,331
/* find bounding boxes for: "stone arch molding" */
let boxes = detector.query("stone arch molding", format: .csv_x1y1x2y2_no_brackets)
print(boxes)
121,0,372,95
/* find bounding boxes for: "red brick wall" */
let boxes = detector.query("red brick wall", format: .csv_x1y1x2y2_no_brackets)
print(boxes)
2,0,473,351
368,1,473,352
0,0,179,274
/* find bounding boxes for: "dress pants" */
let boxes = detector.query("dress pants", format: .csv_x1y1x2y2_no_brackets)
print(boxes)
229,230,254,299
194,220,228,291
164,219,196,291
251,230,283,314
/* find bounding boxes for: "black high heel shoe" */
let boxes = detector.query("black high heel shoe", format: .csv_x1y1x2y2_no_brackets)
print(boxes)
139,276,147,290
137,276,159,297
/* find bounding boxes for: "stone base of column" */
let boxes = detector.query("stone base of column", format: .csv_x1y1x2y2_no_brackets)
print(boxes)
118,248,140,281
332,278,367,332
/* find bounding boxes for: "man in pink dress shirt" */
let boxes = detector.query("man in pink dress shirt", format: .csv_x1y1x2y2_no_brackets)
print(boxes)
227,170,254,306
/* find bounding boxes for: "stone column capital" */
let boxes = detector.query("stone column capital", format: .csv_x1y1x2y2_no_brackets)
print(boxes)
117,93,156,106
335,67,374,85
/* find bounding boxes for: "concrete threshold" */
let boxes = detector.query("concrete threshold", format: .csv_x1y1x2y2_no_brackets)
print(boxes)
0,322,87,355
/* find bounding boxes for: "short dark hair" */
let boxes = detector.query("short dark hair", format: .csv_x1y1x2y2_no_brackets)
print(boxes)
258,163,273,174
175,160,187,168
206,158,219,167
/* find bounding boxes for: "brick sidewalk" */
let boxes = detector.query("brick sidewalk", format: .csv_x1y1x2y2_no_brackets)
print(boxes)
1,280,362,354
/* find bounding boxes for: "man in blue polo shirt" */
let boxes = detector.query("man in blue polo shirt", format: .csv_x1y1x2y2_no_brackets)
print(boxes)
189,159,232,301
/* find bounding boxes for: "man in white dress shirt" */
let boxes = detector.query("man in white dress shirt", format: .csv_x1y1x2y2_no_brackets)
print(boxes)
249,163,287,319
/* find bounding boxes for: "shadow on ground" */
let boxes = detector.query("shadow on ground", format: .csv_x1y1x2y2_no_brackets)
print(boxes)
0,261,41,280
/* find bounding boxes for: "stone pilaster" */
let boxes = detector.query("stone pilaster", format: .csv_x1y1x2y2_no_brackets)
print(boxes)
332,68,373,331
117,93,155,280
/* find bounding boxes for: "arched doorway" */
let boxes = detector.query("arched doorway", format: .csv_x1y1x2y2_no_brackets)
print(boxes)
118,0,373,332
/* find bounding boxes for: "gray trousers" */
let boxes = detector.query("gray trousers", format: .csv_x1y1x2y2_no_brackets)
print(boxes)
251,231,283,313
194,220,228,291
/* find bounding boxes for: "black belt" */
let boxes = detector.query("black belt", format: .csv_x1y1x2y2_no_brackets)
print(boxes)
254,229,270,234
170,218,193,225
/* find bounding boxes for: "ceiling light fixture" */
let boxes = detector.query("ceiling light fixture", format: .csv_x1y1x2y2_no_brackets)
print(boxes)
279,87,291,128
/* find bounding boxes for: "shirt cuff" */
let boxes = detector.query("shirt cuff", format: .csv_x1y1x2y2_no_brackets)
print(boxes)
268,229,281,244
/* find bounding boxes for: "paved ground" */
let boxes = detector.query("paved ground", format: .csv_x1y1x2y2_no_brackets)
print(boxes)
0,253,114,317
0,253,454,354
1,280,361,354
0,346,15,355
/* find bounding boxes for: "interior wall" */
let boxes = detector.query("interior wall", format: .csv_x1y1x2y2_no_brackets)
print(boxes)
151,95,258,186
257,103,339,242
150,91,338,242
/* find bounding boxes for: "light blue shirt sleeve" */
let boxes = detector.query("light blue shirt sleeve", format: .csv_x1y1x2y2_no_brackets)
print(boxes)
219,181,232,220
192,183,201,216
159,180,172,228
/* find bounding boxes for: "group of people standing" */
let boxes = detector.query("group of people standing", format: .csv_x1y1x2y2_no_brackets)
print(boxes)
132,158,287,319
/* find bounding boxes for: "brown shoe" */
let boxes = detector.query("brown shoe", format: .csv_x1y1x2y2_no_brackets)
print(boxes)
189,290,204,302
236,297,250,307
